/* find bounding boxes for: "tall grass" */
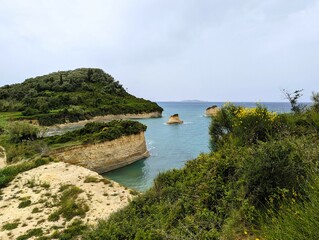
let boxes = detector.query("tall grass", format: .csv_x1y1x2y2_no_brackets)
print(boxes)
262,184,319,239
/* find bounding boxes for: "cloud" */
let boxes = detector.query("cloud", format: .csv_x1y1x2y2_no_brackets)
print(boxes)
0,0,318,101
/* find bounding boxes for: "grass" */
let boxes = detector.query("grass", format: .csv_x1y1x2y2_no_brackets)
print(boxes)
0,157,52,188
48,185,89,222
16,228,43,240
18,199,31,208
84,175,111,185
261,185,319,239
2,221,20,230
0,112,22,128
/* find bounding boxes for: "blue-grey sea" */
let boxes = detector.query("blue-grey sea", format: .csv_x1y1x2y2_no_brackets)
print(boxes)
103,102,292,191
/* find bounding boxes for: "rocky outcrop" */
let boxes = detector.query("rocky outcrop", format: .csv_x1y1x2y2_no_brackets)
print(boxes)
167,114,184,124
44,112,162,137
205,105,219,116
51,132,149,173
0,162,134,240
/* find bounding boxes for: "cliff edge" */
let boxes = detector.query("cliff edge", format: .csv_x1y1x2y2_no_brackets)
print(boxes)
51,132,149,173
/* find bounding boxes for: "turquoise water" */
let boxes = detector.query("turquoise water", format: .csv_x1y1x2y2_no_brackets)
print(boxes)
103,102,292,191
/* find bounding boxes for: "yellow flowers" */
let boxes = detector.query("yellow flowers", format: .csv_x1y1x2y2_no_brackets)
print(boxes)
235,107,277,122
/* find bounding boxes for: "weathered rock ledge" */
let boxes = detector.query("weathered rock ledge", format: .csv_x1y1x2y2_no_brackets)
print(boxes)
167,114,184,124
205,105,219,116
51,132,149,173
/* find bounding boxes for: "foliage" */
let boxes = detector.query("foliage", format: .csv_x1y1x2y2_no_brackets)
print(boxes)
282,89,305,113
84,130,319,239
50,219,89,240
209,103,281,150
48,185,89,222
261,184,319,240
2,221,20,230
46,120,147,146
0,68,163,126
311,91,319,112
0,157,52,188
6,121,39,143
16,228,43,240
18,199,32,208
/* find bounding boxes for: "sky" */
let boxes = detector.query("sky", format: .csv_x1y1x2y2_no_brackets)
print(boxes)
0,0,318,102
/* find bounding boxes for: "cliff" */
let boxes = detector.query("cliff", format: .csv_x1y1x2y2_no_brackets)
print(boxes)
205,105,219,116
0,162,134,239
167,114,184,124
51,132,149,173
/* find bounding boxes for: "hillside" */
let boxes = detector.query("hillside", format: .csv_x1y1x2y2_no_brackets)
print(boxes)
0,68,163,126
83,95,319,239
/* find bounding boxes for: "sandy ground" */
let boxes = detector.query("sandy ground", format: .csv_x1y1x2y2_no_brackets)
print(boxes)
0,146,6,169
0,162,133,239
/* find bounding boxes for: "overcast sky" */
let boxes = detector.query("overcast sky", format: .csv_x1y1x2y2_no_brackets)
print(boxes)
0,0,318,102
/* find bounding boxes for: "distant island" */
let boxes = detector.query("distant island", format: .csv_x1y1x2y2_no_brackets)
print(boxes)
180,99,206,102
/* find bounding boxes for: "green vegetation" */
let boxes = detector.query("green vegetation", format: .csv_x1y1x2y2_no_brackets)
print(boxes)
0,120,147,164
84,176,111,185
49,219,89,240
16,228,43,240
48,185,89,222
2,221,20,230
82,93,319,239
46,120,147,146
0,68,162,126
0,157,52,188
18,199,31,208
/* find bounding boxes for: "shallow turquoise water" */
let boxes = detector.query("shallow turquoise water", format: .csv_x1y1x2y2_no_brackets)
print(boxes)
103,102,292,191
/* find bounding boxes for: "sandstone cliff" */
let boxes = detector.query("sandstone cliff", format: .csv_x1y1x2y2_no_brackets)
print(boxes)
51,132,149,173
205,105,219,116
167,114,184,124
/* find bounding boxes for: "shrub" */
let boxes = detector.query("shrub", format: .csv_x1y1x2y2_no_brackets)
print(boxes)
209,103,281,149
6,122,39,143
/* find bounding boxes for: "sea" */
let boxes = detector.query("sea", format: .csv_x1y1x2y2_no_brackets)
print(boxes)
103,102,293,192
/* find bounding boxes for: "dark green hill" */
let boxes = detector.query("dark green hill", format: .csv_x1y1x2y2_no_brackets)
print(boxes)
0,68,162,126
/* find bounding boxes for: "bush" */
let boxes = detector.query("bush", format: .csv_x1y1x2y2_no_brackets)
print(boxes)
6,122,39,143
210,103,281,149
46,120,147,146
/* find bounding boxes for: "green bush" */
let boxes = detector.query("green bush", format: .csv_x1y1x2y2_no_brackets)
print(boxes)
6,122,39,143
0,157,52,188
46,120,147,146
209,103,281,149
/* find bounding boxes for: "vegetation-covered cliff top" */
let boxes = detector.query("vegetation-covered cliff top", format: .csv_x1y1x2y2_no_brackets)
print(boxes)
0,68,162,126
2,120,147,164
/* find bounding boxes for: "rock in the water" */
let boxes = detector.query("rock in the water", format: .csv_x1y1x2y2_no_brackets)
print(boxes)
205,105,219,116
167,114,183,124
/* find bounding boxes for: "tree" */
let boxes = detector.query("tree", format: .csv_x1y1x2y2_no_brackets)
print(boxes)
282,89,305,113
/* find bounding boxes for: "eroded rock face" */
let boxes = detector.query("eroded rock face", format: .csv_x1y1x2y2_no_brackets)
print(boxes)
51,132,149,173
205,105,219,116
167,114,184,124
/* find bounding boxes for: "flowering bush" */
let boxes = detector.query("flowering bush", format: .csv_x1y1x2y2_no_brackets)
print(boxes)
210,103,281,149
